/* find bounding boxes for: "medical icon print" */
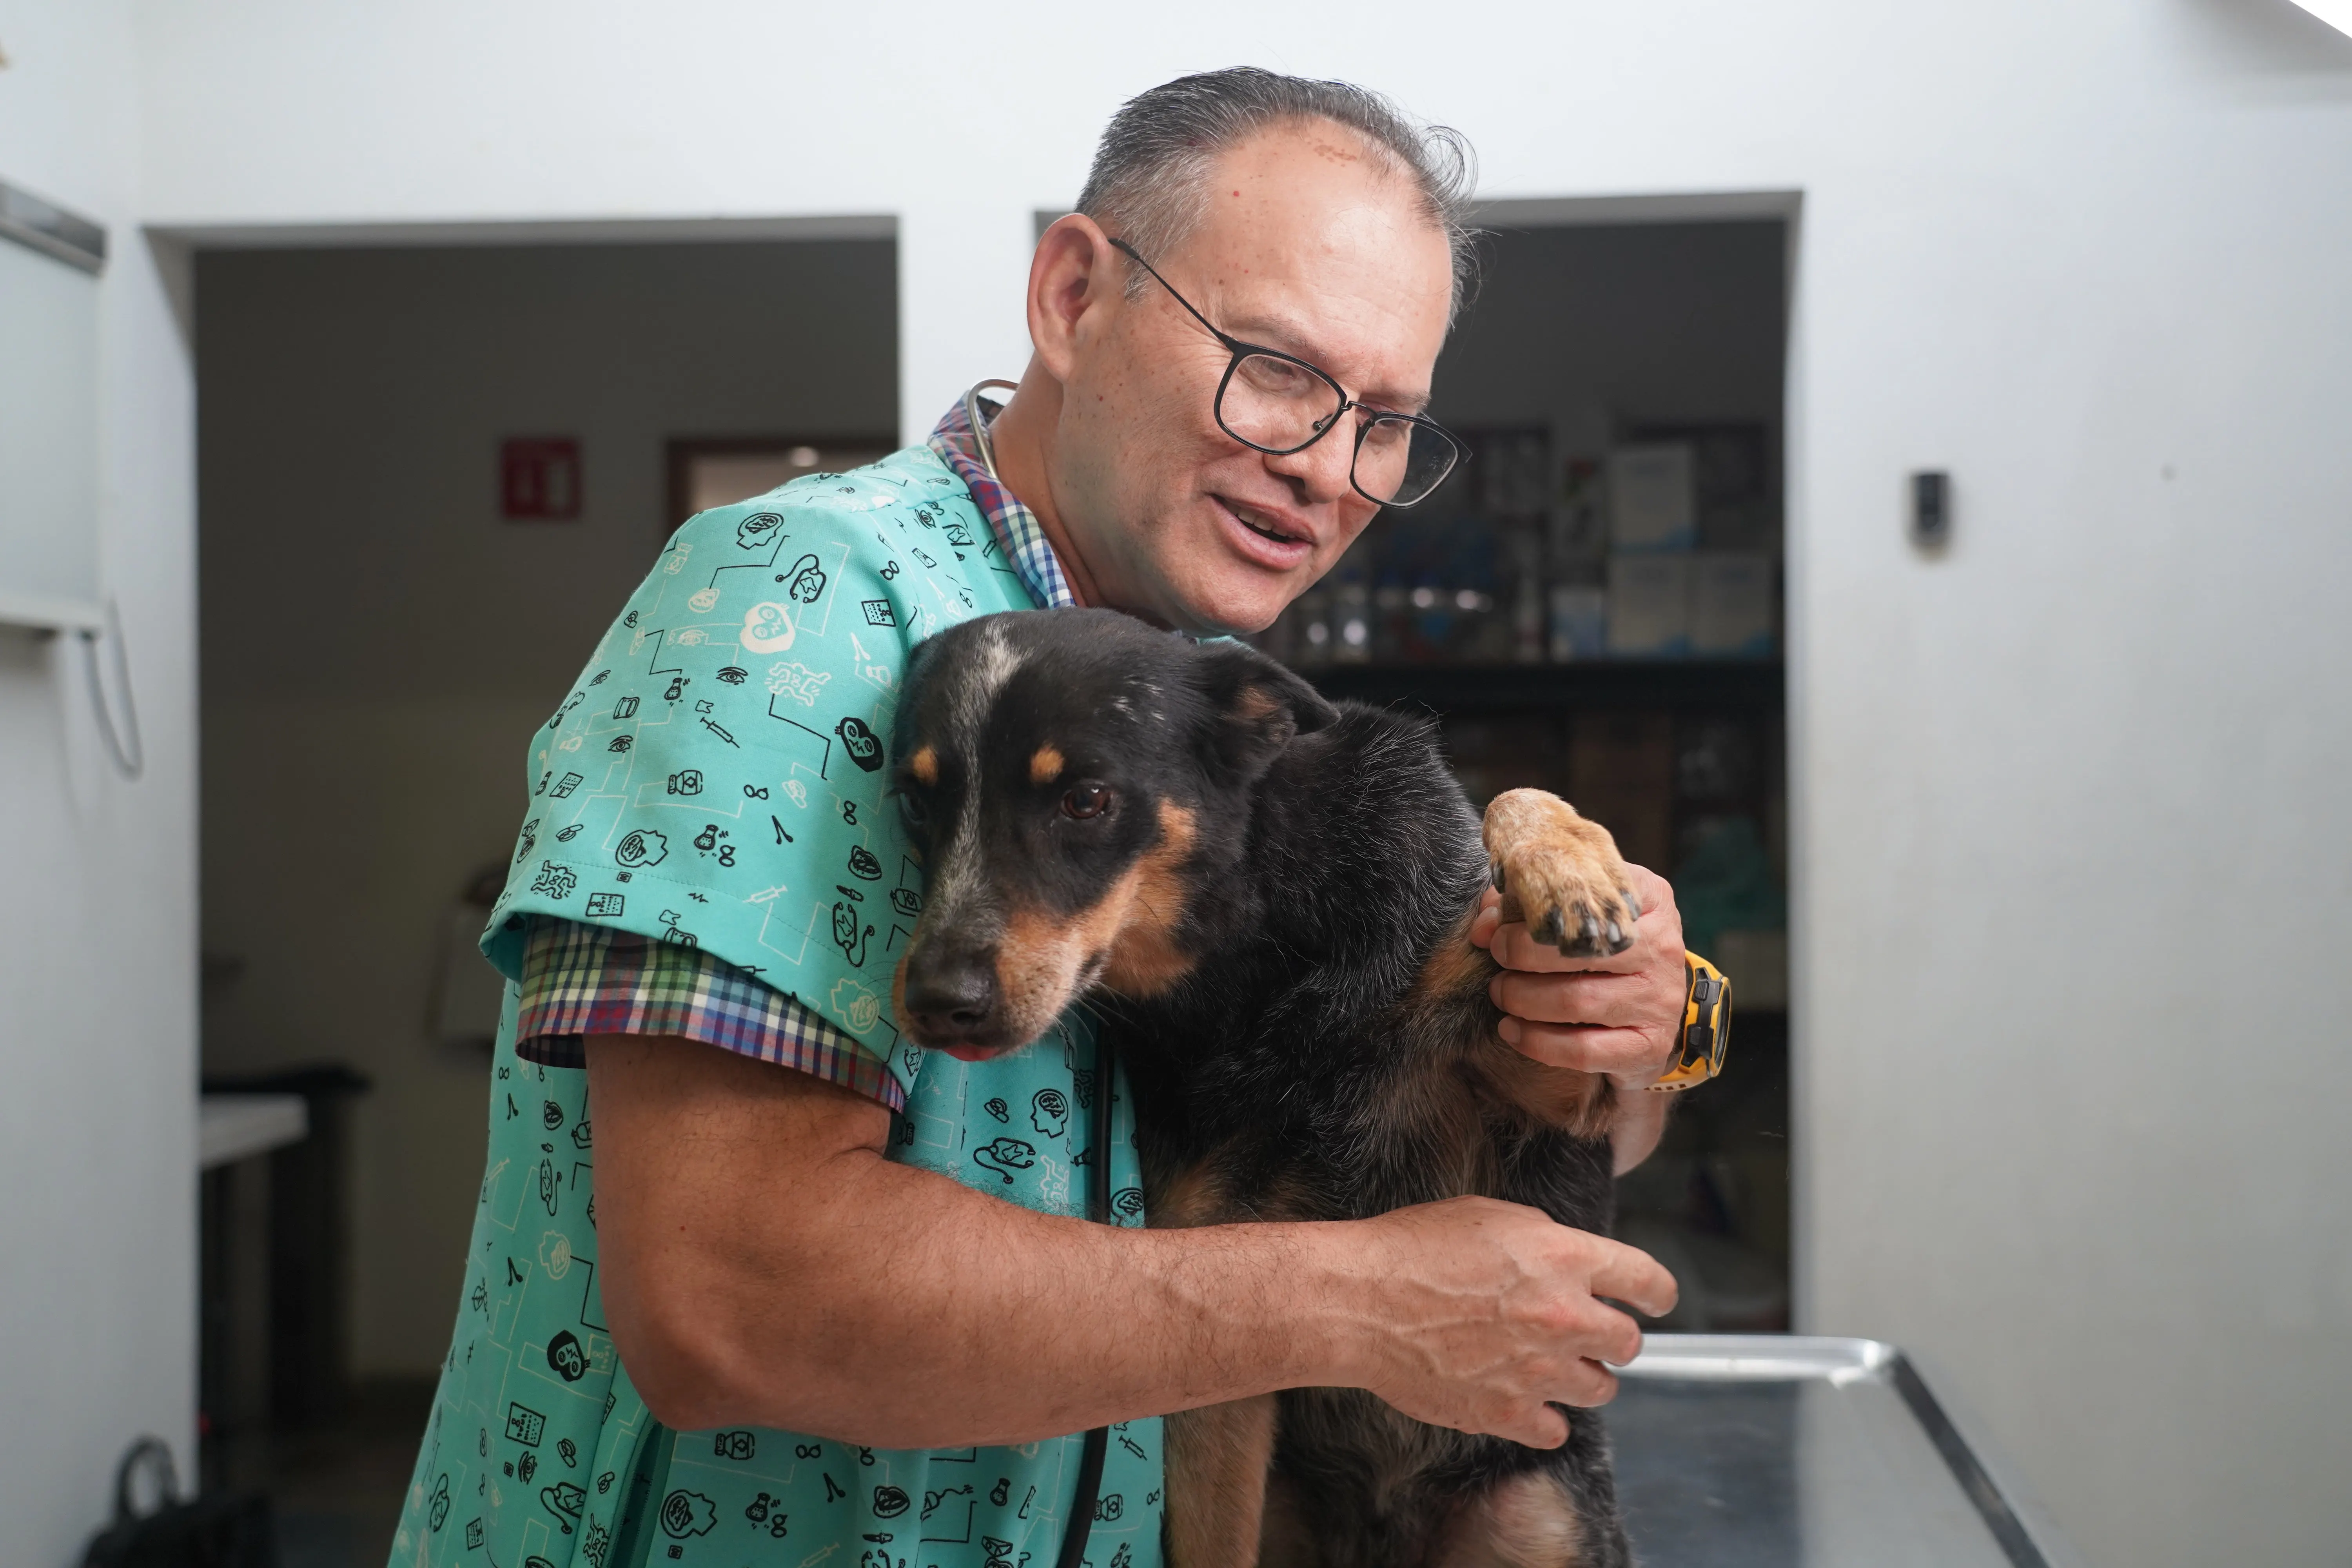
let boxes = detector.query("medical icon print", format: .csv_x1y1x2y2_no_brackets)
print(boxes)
394,450,1164,1568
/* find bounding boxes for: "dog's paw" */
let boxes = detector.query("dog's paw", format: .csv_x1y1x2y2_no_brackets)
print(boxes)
1481,789,1641,957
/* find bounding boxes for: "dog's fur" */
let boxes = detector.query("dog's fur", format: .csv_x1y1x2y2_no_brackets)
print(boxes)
889,609,1644,1568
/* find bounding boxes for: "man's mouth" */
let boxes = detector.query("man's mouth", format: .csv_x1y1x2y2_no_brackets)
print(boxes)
1214,495,1315,563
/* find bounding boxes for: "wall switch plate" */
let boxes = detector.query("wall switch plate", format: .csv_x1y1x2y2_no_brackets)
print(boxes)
1910,470,1951,549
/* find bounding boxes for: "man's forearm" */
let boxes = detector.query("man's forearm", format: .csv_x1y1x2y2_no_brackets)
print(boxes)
591,1034,1368,1445
664,1152,1372,1444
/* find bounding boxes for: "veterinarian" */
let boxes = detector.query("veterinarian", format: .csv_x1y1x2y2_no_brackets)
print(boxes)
394,69,1689,1568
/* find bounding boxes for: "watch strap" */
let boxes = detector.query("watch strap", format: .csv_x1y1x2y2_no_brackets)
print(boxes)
1649,951,1732,1091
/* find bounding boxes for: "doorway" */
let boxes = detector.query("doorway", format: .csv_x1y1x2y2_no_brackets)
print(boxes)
1254,199,1797,1332
190,227,898,1549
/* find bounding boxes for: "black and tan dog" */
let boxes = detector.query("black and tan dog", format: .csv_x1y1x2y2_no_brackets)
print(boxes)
889,608,1646,1568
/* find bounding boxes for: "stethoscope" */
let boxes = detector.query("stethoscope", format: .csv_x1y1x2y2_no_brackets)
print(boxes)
960,376,1119,1568
962,378,1021,481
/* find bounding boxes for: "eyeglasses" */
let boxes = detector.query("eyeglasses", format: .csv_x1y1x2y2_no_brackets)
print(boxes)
1109,238,1464,509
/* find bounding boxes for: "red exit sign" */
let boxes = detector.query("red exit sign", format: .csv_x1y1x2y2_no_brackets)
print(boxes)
501,437,582,520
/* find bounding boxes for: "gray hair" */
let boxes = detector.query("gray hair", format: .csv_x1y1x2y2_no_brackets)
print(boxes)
1076,67,1479,324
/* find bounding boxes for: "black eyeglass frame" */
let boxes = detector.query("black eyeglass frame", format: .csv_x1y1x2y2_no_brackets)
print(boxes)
1109,238,1464,509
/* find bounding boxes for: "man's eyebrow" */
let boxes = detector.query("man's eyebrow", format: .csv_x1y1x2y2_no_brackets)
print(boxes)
1221,310,1431,414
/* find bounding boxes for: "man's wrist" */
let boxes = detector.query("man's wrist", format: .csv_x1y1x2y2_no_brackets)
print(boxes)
1253,1219,1394,1393
1609,1086,1671,1176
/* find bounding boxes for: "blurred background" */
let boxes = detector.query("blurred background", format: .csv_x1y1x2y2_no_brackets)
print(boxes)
2,2,2348,1565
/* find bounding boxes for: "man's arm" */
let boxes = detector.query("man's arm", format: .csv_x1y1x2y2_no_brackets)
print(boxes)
1474,863,1690,1175
588,1033,1675,1450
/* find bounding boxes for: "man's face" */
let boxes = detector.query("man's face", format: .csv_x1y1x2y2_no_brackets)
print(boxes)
1052,124,1454,637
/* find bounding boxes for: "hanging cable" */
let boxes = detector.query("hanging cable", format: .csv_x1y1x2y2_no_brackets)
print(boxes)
78,598,144,779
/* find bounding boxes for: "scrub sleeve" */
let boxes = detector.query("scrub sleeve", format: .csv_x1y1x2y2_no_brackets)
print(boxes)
389,446,1163,1568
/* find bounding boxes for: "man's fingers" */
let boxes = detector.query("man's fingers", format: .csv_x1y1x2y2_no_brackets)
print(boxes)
1470,888,1504,938
1588,1242,1679,1323
1555,1360,1622,1409
1490,968,1657,1029
1492,1403,1571,1449
1624,863,1675,920
1497,1019,1664,1076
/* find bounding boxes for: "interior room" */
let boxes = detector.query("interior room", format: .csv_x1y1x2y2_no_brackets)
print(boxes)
5,4,2351,1567
191,232,896,1552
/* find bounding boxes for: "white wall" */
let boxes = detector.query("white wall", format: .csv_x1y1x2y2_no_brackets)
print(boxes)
49,0,2352,1561
196,240,897,1375
0,2,199,1561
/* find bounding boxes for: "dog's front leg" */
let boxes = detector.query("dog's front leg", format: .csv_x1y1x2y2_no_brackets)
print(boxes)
1163,1394,1279,1568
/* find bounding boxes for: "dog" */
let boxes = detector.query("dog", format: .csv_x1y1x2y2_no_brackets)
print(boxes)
889,608,1647,1568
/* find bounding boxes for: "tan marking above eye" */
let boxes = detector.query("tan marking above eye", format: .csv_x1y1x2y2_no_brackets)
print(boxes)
909,745,938,785
1030,745,1065,786
1156,798,1197,852
1232,684,1281,721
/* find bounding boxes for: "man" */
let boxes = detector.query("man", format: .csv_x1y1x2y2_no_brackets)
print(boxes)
393,69,1688,1568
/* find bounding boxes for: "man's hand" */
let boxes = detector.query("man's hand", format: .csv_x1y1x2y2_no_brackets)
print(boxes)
1470,862,1688,1174
1346,1197,1677,1448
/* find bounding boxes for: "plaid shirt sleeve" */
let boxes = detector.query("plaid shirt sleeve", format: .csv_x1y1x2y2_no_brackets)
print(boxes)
514,916,905,1112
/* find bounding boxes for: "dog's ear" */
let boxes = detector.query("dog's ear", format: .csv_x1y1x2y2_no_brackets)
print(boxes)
1191,639,1340,783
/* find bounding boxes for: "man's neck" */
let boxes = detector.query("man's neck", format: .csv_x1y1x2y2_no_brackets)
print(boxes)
980,365,1104,610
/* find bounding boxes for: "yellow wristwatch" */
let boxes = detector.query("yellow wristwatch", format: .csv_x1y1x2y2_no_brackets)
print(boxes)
1649,952,1731,1091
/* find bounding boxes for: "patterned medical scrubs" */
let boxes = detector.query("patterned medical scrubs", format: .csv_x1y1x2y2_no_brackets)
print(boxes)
389,408,1163,1568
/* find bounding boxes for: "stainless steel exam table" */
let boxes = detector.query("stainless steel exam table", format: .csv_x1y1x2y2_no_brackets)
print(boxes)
1610,1336,2070,1567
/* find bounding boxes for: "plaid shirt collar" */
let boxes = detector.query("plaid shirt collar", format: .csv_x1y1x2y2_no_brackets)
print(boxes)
928,393,1078,611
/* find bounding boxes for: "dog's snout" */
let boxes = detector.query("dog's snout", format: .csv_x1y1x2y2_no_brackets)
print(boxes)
902,945,1000,1038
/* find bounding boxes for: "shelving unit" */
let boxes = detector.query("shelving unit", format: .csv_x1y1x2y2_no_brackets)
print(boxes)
1310,659,1784,715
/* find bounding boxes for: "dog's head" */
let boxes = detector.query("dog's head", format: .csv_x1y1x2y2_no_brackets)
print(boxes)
888,608,1337,1058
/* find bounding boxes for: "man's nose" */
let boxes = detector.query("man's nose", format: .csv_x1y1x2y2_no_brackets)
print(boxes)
901,942,1000,1037
1262,418,1357,503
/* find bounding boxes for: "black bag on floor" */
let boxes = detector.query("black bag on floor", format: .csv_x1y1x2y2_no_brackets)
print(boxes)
81,1438,278,1568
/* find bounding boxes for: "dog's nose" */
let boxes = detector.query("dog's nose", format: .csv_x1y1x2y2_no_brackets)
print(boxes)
902,948,999,1037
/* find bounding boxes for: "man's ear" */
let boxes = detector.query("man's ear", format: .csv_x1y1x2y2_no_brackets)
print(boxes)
1192,640,1341,783
1027,214,1121,383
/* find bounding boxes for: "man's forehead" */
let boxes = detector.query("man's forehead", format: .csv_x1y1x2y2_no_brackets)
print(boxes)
1171,123,1452,405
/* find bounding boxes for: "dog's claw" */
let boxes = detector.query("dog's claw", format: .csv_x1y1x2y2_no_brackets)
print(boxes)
1622,886,1642,920
1606,920,1622,947
1490,860,1506,894
1534,908,1563,946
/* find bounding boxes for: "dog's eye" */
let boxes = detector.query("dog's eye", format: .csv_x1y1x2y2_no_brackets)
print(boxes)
897,792,929,830
1060,783,1110,820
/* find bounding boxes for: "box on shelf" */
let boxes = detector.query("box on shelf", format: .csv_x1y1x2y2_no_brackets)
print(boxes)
1690,552,1776,657
1545,583,1607,661
1606,443,1697,552
1547,457,1609,566
1606,554,1691,656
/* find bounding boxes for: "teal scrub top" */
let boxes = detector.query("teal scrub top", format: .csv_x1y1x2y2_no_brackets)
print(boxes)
390,445,1163,1568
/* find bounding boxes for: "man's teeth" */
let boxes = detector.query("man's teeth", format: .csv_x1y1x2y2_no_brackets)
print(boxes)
1230,503,1299,544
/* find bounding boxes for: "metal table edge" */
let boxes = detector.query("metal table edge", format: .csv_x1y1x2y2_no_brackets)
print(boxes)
1619,1334,2060,1568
